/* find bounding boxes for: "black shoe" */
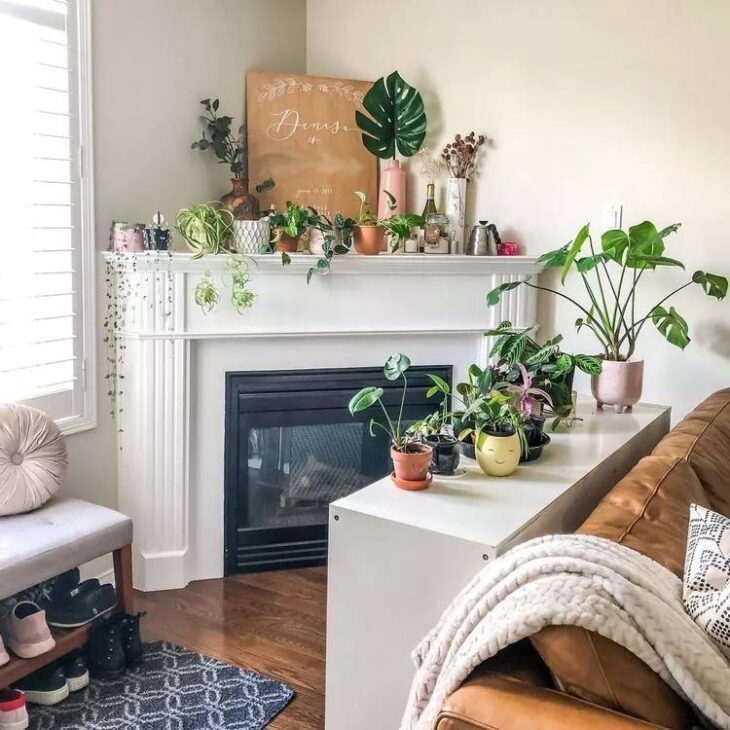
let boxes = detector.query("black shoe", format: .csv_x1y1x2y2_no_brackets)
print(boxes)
86,618,126,678
49,568,80,604
118,613,145,664
47,583,116,628
15,665,69,706
61,653,89,692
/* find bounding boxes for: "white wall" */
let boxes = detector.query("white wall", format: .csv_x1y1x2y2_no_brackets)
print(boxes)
307,0,730,420
63,0,306,508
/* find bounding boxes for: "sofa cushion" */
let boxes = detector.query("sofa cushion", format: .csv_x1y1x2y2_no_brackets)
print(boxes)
653,388,730,516
530,455,709,728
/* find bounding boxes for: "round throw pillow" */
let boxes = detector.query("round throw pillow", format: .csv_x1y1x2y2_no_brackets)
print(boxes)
0,403,67,516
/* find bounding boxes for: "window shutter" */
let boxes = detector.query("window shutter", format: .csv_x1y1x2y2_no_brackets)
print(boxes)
0,0,94,432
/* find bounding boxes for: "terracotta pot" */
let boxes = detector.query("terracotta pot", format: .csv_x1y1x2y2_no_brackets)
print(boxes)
220,178,259,221
353,225,385,255
475,431,521,477
390,444,432,487
591,359,644,413
275,233,300,253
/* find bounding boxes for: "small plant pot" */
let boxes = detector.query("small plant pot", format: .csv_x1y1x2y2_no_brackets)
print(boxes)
353,225,385,255
390,443,433,489
276,233,300,253
521,432,551,463
591,359,644,413
233,219,270,255
475,431,521,477
424,435,461,475
461,441,476,460
308,228,326,256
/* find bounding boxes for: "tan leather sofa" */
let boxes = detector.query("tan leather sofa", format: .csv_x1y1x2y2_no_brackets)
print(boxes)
436,388,730,730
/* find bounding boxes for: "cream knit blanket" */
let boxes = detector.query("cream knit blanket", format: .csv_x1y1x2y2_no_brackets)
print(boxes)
400,534,730,730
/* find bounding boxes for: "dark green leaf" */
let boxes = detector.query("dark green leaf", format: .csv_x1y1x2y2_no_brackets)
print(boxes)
629,254,684,269
537,246,569,268
576,252,611,273
281,252,291,266
651,306,690,349
601,229,630,262
348,386,384,415
574,354,602,375
692,271,728,300
383,353,411,381
626,221,664,268
553,353,574,376
486,280,527,306
561,223,590,283
426,373,450,395
658,223,681,239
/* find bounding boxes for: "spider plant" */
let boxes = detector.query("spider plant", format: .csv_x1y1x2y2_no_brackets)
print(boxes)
487,221,728,360
176,202,233,257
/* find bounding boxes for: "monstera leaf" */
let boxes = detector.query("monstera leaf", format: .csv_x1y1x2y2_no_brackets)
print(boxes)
355,71,426,159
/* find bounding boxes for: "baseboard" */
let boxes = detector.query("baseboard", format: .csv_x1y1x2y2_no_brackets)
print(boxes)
79,555,115,587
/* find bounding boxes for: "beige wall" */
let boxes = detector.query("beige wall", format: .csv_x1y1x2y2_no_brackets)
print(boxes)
307,0,730,420
63,0,307,507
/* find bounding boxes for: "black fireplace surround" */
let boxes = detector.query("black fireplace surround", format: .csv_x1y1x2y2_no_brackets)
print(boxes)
224,365,452,574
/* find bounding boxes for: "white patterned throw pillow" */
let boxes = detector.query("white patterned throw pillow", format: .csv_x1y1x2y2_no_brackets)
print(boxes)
684,503,730,656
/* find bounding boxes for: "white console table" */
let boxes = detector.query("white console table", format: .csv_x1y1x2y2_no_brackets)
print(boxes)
325,397,671,730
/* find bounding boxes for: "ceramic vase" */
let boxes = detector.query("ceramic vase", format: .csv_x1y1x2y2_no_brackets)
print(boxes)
446,177,467,254
275,233,300,253
233,219,270,255
475,431,521,477
591,359,644,413
378,160,405,219
220,178,259,221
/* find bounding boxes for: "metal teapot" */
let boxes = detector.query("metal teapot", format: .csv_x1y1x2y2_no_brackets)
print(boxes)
466,221,501,256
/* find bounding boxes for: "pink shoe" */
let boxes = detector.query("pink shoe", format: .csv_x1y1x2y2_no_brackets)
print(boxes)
0,689,28,730
0,635,8,666
1,602,55,659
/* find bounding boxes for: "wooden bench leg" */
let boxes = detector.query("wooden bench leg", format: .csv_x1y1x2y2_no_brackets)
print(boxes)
113,544,134,614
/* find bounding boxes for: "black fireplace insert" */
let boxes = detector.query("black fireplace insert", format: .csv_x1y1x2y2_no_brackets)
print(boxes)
224,364,452,574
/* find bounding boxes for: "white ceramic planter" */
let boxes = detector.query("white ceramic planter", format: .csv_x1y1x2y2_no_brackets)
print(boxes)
233,219,270,255
591,359,644,413
446,177,467,254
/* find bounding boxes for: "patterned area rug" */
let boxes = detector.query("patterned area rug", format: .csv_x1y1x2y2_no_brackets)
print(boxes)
29,641,295,729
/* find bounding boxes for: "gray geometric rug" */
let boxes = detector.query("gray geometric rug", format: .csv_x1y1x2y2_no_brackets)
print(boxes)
29,641,295,729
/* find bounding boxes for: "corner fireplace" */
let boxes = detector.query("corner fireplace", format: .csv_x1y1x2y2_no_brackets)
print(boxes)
224,365,452,574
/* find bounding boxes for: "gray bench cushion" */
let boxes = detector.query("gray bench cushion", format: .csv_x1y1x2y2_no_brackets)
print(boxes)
0,497,132,600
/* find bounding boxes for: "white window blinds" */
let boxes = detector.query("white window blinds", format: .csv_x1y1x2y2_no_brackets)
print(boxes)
0,0,94,433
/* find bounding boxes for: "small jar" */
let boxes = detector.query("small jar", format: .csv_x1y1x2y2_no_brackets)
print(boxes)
423,213,451,254
404,231,419,254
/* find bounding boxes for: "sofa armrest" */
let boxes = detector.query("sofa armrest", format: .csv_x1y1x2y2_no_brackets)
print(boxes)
435,672,670,730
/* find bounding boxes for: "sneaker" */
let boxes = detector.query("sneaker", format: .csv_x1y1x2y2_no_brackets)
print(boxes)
118,613,145,665
0,636,8,667
0,688,28,730
46,583,116,629
14,666,68,706
86,618,125,678
48,568,81,604
60,654,89,693
0,603,55,659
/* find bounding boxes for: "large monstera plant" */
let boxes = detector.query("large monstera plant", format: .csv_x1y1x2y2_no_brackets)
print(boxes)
487,221,728,361
355,71,427,159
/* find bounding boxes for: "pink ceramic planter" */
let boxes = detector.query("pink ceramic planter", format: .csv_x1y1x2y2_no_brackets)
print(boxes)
591,359,644,413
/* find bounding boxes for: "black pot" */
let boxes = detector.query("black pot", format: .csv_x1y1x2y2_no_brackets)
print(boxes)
424,435,461,475
461,441,476,460
145,227,171,251
521,432,551,463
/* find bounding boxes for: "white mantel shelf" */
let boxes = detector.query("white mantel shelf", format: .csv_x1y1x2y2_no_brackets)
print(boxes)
106,250,545,592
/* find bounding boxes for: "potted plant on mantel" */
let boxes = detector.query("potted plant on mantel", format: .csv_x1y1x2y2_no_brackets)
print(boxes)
352,191,384,255
348,354,433,491
267,201,312,260
409,374,460,476
487,221,728,412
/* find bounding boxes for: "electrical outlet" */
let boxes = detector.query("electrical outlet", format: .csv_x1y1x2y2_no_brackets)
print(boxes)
603,204,623,230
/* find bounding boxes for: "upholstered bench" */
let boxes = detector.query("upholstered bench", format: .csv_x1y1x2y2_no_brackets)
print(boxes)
0,497,133,685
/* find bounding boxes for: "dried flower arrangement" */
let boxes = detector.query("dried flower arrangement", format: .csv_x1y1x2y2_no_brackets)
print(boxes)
441,131,487,180
415,147,443,183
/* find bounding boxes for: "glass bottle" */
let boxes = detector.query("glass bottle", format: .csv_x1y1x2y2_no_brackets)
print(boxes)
420,183,437,253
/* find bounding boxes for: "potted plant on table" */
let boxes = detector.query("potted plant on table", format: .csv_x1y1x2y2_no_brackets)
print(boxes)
456,390,525,477
451,364,495,459
487,221,728,412
409,374,460,476
348,354,433,491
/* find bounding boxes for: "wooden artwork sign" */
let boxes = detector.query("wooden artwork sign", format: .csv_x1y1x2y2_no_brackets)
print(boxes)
246,70,377,220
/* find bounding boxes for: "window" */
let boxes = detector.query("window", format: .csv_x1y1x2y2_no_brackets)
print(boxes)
0,0,95,434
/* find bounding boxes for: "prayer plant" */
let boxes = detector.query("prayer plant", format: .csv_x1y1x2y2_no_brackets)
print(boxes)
487,221,728,361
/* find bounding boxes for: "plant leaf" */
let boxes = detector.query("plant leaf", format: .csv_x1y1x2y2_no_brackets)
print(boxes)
486,280,528,306
651,305,690,349
576,252,612,273
601,229,630,262
626,221,664,268
426,373,450,395
561,223,590,283
355,71,426,159
692,271,728,300
574,354,602,375
383,352,412,381
537,245,569,268
348,386,384,415
629,254,685,269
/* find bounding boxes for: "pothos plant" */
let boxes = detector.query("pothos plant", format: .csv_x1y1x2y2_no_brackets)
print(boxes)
353,190,422,252
175,203,256,313
266,201,316,264
487,221,728,360
306,211,356,284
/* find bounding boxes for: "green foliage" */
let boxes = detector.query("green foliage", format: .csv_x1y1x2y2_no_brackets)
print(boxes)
456,390,528,456
353,191,378,226
489,220,728,360
194,271,219,312
306,211,356,284
381,214,423,252
355,71,427,159
176,203,233,257
347,353,416,451
269,201,311,239
226,254,255,313
192,98,247,178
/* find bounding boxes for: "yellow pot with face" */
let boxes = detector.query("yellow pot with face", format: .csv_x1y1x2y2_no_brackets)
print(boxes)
475,431,521,477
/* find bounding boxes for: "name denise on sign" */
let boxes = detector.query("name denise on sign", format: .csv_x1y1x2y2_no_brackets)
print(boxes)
266,109,358,142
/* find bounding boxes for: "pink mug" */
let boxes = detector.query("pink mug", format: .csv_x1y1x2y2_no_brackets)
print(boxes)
498,241,519,256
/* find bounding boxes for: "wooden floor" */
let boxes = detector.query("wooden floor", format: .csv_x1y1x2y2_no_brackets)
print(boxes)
136,567,327,730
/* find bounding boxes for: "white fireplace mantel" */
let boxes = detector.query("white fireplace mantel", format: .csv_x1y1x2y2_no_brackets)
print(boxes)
103,252,544,590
